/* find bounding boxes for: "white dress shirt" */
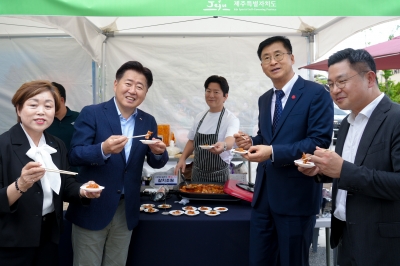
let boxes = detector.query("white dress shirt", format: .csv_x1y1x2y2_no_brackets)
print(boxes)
334,93,384,221
270,73,299,121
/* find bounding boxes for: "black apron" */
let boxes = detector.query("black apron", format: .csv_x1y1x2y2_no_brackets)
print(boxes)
192,107,229,182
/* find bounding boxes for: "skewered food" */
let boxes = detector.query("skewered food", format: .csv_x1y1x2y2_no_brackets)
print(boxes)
145,130,153,139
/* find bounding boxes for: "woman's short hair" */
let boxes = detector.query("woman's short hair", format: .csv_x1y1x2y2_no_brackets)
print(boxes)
12,80,61,123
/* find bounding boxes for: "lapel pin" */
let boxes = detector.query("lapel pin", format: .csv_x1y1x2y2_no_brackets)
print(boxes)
291,95,296,100
140,118,142,120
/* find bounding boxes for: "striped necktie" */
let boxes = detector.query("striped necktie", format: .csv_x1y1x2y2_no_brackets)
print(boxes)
272,90,285,135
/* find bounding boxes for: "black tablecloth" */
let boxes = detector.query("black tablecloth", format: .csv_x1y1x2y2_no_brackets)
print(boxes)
59,193,251,266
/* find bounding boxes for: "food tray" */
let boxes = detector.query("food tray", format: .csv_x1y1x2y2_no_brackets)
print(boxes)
223,179,253,202
178,181,240,201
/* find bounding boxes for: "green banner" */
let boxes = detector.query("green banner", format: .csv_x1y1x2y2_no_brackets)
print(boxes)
1,0,400,16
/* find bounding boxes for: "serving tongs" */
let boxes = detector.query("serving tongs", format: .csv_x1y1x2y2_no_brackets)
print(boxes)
179,169,189,187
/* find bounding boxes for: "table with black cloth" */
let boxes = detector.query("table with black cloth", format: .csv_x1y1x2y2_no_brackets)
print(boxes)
59,193,252,266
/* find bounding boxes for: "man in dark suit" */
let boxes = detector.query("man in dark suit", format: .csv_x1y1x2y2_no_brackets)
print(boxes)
65,61,168,265
299,48,400,266
234,36,333,266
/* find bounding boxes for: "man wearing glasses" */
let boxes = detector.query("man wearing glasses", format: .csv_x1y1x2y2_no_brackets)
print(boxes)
234,36,333,266
299,48,400,265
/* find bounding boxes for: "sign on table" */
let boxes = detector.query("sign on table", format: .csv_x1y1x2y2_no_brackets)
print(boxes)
154,175,178,185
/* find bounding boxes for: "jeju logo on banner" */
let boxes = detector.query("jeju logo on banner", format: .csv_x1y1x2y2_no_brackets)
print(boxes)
204,0,230,11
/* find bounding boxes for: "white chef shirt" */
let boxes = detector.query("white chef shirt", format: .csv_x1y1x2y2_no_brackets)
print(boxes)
188,108,240,164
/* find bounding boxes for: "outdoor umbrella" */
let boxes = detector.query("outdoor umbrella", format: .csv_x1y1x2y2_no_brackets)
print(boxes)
299,36,400,71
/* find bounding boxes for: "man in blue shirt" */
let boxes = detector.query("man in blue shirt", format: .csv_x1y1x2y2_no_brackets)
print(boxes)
65,61,168,266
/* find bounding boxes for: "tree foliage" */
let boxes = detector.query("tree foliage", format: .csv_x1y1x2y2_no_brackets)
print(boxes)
378,70,400,103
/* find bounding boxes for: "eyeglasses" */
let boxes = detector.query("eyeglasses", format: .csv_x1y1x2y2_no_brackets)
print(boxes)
261,52,292,64
327,72,366,91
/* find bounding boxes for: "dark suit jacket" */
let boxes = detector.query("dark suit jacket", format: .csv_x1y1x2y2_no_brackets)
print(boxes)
326,95,400,265
0,124,83,247
252,76,333,216
65,98,168,230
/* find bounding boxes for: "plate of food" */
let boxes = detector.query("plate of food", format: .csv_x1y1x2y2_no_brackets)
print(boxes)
185,210,200,216
213,207,228,212
205,210,220,216
294,160,315,168
198,206,212,212
294,152,315,168
140,140,158,144
158,204,172,209
231,148,248,154
140,206,145,211
141,204,155,209
144,207,159,213
199,145,214,150
182,206,197,211
169,210,184,216
80,182,104,192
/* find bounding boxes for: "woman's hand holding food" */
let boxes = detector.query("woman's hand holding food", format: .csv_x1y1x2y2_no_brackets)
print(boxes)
18,162,46,192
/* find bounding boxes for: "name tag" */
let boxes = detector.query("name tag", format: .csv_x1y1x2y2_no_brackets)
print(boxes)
154,175,178,185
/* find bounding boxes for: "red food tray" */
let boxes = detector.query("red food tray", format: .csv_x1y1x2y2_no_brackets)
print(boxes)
223,179,253,202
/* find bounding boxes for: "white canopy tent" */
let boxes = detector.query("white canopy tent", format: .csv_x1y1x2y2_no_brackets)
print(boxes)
1,16,399,147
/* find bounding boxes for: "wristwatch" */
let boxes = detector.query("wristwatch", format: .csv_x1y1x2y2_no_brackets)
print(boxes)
223,142,227,151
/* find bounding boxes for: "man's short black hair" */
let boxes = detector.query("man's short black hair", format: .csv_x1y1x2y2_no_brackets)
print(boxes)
115,61,153,88
257,36,293,60
51,82,66,101
204,75,229,96
328,48,377,73
328,48,378,84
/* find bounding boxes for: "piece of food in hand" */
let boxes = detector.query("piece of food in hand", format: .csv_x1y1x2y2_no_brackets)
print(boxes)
301,152,310,164
86,181,99,188
145,130,153,139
